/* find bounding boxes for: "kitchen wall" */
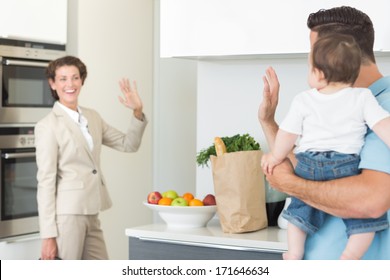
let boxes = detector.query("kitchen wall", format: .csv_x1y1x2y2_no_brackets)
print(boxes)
195,57,307,197
67,0,154,259
153,0,198,202
153,58,197,195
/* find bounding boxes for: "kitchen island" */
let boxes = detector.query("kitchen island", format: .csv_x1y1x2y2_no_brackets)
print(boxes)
125,219,287,260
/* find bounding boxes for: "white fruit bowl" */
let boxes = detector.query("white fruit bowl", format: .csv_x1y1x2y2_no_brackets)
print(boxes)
143,202,217,228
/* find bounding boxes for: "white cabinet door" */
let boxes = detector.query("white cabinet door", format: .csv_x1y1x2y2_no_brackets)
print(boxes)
0,0,67,44
160,0,390,57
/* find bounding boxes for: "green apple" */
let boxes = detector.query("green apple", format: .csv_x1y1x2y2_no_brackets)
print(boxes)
171,197,188,206
162,190,178,200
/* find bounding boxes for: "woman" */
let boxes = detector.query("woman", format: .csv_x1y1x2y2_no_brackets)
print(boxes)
35,56,147,260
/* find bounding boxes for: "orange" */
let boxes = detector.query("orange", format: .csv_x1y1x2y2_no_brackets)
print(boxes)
182,192,194,203
189,198,204,206
158,197,173,206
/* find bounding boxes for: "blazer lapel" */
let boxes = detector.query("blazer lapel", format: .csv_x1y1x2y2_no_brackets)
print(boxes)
53,103,96,163
81,108,99,153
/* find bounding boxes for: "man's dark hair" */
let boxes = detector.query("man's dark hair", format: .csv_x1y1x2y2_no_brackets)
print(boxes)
307,6,375,64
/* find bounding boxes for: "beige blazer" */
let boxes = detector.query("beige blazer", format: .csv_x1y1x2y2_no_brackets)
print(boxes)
35,102,147,238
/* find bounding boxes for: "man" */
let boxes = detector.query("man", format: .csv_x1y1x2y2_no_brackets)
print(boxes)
259,6,390,259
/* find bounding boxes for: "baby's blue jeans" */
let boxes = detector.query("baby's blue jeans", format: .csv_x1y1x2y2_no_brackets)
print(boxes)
282,151,389,236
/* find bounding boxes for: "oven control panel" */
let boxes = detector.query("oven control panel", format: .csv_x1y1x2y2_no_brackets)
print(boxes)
18,135,35,146
0,127,35,149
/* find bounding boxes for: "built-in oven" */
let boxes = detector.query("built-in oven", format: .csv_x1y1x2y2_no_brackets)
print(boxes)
0,38,66,124
0,125,39,239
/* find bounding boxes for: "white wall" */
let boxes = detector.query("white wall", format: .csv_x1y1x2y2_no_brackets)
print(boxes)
196,57,307,197
153,58,197,194
67,0,154,259
153,0,198,199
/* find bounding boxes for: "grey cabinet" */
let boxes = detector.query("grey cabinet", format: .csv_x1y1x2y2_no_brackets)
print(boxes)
129,237,283,260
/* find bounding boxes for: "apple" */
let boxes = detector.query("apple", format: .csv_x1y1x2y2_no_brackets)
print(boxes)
203,194,216,206
171,197,188,206
162,190,178,200
147,191,162,204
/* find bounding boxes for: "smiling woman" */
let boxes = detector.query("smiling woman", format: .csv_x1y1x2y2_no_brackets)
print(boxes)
47,61,87,111
34,55,148,260
48,65,82,110
46,56,87,110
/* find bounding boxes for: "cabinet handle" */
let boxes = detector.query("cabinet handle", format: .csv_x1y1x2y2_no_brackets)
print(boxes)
2,152,35,159
4,59,49,68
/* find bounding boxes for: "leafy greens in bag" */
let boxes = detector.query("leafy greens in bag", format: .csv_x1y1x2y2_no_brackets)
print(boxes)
196,134,260,167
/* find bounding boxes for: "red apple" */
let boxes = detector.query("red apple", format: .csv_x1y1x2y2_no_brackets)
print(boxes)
147,191,163,204
203,194,216,206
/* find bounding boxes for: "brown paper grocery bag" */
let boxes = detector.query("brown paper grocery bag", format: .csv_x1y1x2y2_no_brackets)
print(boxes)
210,150,268,233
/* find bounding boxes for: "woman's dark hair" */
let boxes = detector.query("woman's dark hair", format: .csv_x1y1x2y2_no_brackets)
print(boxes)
307,6,375,64
46,56,88,100
311,34,361,85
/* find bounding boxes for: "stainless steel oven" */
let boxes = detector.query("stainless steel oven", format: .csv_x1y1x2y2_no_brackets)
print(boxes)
0,125,39,239
0,38,66,124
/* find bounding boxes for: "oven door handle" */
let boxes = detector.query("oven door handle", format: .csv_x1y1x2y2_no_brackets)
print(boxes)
2,152,36,159
4,59,49,68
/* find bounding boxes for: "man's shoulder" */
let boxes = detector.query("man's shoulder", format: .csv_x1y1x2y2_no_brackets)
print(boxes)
372,76,390,104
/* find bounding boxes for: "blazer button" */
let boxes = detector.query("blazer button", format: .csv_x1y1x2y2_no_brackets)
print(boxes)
92,169,97,174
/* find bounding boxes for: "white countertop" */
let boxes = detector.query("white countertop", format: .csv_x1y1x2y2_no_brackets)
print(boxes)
126,218,288,253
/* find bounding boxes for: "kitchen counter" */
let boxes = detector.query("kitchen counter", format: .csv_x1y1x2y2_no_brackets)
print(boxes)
125,219,288,260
